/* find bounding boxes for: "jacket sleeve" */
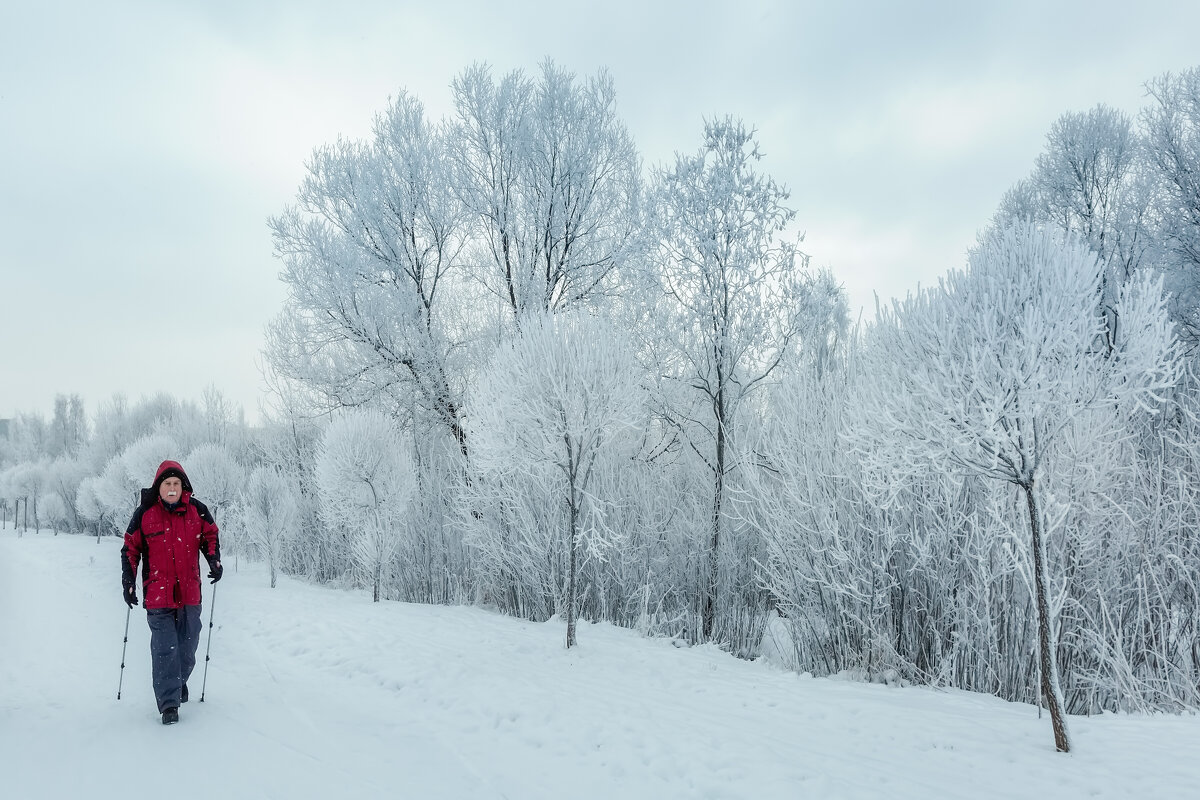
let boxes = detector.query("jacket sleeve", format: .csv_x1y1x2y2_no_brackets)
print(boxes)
121,506,145,587
193,499,221,565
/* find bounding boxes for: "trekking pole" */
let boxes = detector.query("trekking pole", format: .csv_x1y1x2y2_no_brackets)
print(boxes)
117,605,132,700
199,583,217,702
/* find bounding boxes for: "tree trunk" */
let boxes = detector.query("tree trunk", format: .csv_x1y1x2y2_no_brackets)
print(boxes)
1023,481,1072,752
703,389,727,642
566,489,579,649
446,404,469,462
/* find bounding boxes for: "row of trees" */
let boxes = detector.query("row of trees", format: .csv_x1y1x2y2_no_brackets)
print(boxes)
0,390,247,535
261,61,847,659
5,63,1199,754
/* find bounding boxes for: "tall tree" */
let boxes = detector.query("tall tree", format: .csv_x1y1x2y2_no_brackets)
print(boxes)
49,394,87,458
451,60,642,323
649,118,824,642
996,105,1156,349
268,91,470,455
1142,68,1200,347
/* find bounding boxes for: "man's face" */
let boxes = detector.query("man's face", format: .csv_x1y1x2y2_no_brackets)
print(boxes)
159,477,183,504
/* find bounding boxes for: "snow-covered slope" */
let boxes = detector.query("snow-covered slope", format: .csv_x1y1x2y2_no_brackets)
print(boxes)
2,529,1197,799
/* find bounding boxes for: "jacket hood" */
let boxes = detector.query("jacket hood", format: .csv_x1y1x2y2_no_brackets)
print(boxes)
153,460,193,493
139,460,193,508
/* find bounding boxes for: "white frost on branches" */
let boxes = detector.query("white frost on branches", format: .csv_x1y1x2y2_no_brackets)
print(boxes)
468,312,645,646
847,222,1181,752
316,409,415,602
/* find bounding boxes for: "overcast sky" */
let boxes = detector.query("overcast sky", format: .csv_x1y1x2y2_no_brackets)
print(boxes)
3,0,1198,425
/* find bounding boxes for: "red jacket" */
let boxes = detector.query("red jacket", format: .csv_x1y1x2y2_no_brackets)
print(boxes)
121,461,221,609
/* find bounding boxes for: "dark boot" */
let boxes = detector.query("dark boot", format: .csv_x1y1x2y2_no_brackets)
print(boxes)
181,683,188,703
162,707,179,725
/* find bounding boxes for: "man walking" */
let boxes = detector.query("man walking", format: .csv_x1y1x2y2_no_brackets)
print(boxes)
121,460,222,724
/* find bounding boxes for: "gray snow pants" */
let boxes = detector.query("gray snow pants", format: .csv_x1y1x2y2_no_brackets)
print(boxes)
146,605,202,713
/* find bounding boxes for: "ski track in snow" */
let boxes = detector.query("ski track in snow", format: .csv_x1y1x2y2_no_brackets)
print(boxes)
2,529,1199,799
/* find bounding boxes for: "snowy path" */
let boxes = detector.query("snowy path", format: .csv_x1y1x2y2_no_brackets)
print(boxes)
2,529,1199,799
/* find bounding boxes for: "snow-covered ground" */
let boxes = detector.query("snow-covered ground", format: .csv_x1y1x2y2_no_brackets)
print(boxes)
2,529,1198,799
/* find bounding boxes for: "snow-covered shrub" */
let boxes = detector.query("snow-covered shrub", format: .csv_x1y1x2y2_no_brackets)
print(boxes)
316,409,414,602
239,465,299,589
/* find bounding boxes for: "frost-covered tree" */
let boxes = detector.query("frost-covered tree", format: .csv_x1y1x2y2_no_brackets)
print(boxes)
0,465,28,534
75,476,110,541
45,457,87,533
649,117,822,642
88,434,178,531
10,461,48,533
468,313,644,647
744,340,887,677
82,395,131,471
93,458,134,532
253,395,335,580
239,465,299,589
268,91,470,455
849,223,1181,752
185,442,244,520
316,409,415,602
200,385,248,453
121,434,179,498
4,414,48,465
1142,68,1200,346
48,393,88,459
451,60,642,322
995,105,1157,350
39,492,69,534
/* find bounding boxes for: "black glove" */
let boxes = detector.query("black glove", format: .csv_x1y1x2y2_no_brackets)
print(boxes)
207,560,223,584
123,582,138,608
